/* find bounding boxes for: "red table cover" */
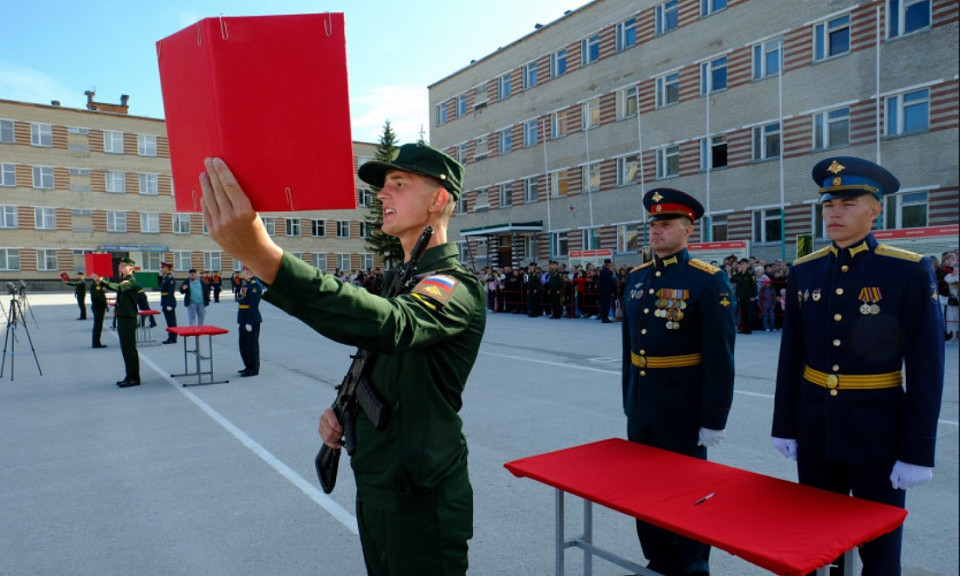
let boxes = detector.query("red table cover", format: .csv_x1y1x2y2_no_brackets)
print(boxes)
167,326,230,337
504,438,907,576
157,13,356,213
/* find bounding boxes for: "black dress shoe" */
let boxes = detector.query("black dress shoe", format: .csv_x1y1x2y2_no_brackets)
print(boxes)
238,369,248,375
241,371,258,377
161,339,176,344
93,344,108,348
118,379,140,388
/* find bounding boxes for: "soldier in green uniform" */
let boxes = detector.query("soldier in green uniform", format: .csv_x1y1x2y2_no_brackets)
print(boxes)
200,143,485,576
94,257,141,387
64,272,87,319
90,276,108,348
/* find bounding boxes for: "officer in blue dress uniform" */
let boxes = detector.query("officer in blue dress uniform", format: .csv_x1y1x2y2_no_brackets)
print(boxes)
772,157,944,576
236,266,262,377
159,262,178,344
621,188,736,576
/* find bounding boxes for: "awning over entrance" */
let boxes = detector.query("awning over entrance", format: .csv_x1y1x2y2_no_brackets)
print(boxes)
459,221,542,237
99,245,169,253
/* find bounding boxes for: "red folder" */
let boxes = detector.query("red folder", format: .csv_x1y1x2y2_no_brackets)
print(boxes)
157,13,356,213
85,253,113,278
59,272,70,282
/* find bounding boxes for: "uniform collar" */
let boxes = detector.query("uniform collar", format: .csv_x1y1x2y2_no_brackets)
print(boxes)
409,242,460,274
829,234,877,261
654,248,689,269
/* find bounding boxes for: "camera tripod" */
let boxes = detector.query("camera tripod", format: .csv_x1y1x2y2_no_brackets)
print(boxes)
1,292,42,381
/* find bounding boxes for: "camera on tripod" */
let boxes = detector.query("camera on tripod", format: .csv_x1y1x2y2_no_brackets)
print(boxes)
6,282,17,296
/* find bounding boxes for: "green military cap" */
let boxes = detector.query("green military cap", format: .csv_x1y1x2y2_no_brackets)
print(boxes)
119,257,136,266
357,142,464,199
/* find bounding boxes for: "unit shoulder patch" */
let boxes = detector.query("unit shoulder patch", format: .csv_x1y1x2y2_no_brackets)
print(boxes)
793,246,832,266
688,258,720,275
411,274,460,306
875,244,922,262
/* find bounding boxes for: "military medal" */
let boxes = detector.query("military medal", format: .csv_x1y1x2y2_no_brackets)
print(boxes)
812,289,821,302
858,287,882,315
860,303,872,315
870,303,880,315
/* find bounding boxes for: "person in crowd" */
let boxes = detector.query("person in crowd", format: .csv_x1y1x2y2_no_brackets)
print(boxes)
92,257,141,387
942,250,959,342
180,268,210,326
758,266,777,332
526,262,541,317
733,259,756,333
772,157,944,575
548,261,563,319
158,262,178,344
598,258,617,323
200,143,485,576
621,188,736,576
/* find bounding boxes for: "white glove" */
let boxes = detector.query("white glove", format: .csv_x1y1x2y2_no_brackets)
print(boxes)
245,324,253,332
164,306,172,312
889,460,933,490
697,427,725,447
772,437,797,460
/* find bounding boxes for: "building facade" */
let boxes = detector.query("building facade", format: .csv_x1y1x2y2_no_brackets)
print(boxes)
0,94,383,288
429,0,959,269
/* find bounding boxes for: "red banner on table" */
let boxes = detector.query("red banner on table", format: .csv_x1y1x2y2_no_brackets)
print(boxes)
157,13,356,213
85,253,113,278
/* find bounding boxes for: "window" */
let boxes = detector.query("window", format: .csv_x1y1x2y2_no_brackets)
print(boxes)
456,143,468,163
617,86,638,120
814,15,851,61
475,135,489,159
617,156,638,187
1,163,15,187
583,97,601,129
0,248,20,271
584,162,602,192
141,212,160,234
551,49,567,77
617,18,638,51
0,206,17,228
103,130,124,153
655,73,680,107
752,122,781,160
886,88,929,136
701,0,727,16
753,39,782,79
701,56,728,94
524,177,539,203
700,135,728,171
361,254,374,270
138,134,157,157
172,214,191,234
436,103,447,126
262,217,276,236
37,249,57,271
656,146,680,179
551,110,568,139
582,34,600,66
753,208,783,243
337,254,351,271
618,223,642,252
499,129,512,154
524,120,539,147
475,188,490,209
31,123,52,147
498,74,512,100
550,171,568,197
813,107,850,149
358,189,373,207
314,253,328,271
0,119,14,143
552,231,569,257
656,0,679,35
32,166,54,189
204,252,222,272
474,83,489,109
711,214,729,241
139,173,158,195
337,221,350,238
142,252,161,272
311,219,326,237
285,217,301,237
456,94,467,117
523,61,538,90
105,171,125,193
34,207,55,230
882,191,928,229
174,251,191,271
499,184,513,207
359,222,369,238
888,0,930,38
106,211,127,233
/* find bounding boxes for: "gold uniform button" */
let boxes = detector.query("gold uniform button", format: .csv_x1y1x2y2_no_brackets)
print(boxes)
829,389,838,397
639,350,646,355
836,288,844,296
832,364,840,372
834,314,842,321
649,288,655,294
643,308,650,314
641,329,648,335
639,370,647,377
655,271,662,277
826,374,839,389
833,339,841,347
841,265,849,272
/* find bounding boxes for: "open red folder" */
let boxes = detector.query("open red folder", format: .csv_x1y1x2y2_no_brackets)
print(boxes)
157,13,356,213
84,253,113,278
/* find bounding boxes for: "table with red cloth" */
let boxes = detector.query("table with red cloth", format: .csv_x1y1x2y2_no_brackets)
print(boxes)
504,438,907,576
166,325,230,387
136,310,161,346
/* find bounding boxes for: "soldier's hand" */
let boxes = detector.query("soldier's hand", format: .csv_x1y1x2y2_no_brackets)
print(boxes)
772,437,797,460
318,408,344,449
889,460,934,490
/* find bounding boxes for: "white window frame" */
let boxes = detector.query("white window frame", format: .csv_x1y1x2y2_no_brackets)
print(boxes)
31,123,52,147
475,135,489,159
337,220,350,238
499,129,512,154
174,251,191,271
498,74,512,100
34,207,56,230
711,214,729,241
584,162,602,193
812,107,851,150
36,248,58,271
582,34,600,66
700,135,728,171
103,130,124,154
583,97,601,129
656,0,680,35
138,173,158,195
0,248,21,271
753,208,783,244
105,171,125,193
456,94,467,117
655,73,680,108
550,171,568,198
0,205,18,228
203,251,222,272
436,103,447,126
1,163,15,187
753,39,782,79
473,83,489,109
882,190,929,229
885,88,930,137
32,166,54,189
551,49,567,78
140,212,160,234
262,217,276,236
0,119,14,143
701,56,728,95
701,0,727,17
523,61,538,90
814,15,851,61
311,219,326,237
617,86,638,120
286,217,301,237
106,210,127,233
617,156,638,187
887,0,931,39
752,122,781,160
656,146,680,179
358,189,372,207
551,110,568,140
172,214,191,235
137,134,157,157
499,184,513,208
523,120,539,147
337,253,351,271
617,18,638,52
314,253,328,271
524,177,539,203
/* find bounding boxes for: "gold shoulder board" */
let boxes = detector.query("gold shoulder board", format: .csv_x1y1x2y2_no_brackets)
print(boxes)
875,244,922,262
629,261,654,274
793,246,832,266
688,258,720,275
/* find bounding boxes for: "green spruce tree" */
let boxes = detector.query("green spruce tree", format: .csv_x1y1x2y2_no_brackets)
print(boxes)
363,120,404,267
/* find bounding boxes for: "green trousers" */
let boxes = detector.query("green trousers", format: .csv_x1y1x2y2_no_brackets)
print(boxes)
117,316,139,381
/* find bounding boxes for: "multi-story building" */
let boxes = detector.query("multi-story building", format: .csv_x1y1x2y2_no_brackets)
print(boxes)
0,93,382,288
429,0,959,269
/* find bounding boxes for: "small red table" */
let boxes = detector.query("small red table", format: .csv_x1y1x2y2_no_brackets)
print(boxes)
504,438,907,576
136,310,161,345
166,325,230,387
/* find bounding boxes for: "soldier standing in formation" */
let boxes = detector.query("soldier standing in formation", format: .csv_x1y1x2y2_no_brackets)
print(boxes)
159,262,178,344
64,272,87,320
93,257,141,388
236,266,262,377
90,276,108,349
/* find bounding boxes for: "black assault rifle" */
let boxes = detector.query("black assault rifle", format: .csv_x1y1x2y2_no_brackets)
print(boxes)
315,225,434,494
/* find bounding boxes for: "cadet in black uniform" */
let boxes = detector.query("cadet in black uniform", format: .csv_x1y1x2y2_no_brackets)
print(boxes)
94,257,141,387
201,144,485,576
772,157,945,576
64,272,87,319
159,262,178,344
236,266,262,377
90,276,108,348
621,188,736,576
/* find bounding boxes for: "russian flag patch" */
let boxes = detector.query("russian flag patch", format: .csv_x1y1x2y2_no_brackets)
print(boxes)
411,274,459,306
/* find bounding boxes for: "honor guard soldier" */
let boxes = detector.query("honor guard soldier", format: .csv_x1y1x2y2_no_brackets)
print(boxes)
236,266,262,377
621,188,736,576
94,257,141,388
772,157,944,576
159,262,178,344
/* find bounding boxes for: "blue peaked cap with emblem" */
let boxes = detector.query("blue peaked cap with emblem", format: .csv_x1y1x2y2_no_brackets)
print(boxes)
643,188,704,222
812,156,900,201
